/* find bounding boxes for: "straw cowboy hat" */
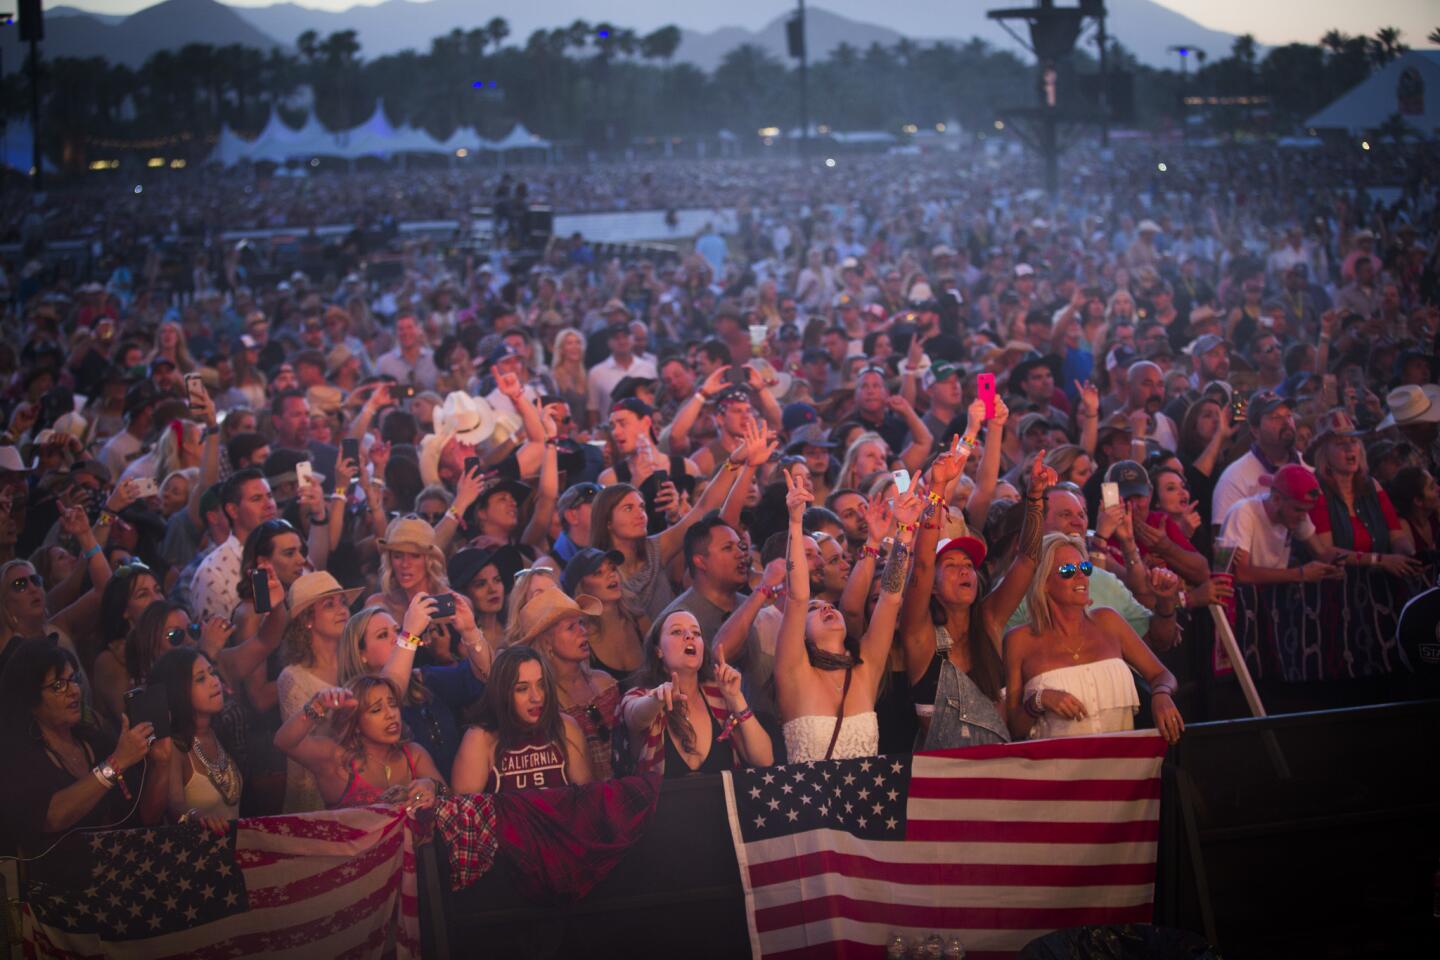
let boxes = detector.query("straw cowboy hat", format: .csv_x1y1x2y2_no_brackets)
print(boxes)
433,391,498,447
517,590,602,646
377,515,445,563
287,571,363,619
1378,384,1440,429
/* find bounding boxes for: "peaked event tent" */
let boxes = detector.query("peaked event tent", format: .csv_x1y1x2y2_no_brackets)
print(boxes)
208,105,552,165
1306,50,1440,137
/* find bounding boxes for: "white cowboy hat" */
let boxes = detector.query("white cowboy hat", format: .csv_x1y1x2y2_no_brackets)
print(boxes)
433,391,497,447
747,358,793,401
1378,384,1440,429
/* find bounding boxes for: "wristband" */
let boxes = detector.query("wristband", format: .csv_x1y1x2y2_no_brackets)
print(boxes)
860,544,883,561
327,492,347,502
724,459,743,472
1152,686,1175,698
718,708,754,741
95,511,114,528
962,434,979,448
926,490,945,505
309,513,329,526
395,632,422,651
895,521,915,535
445,505,464,522
81,543,102,561
761,584,784,600
1024,688,1046,718
303,701,325,723
93,764,117,789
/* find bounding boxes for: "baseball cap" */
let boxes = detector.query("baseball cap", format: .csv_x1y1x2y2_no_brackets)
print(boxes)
936,536,986,568
1263,464,1320,504
557,481,602,514
1014,263,1036,278
560,547,625,598
782,402,819,432
610,397,653,420
922,362,961,390
1188,334,1227,358
610,376,657,403
1017,412,1055,437
1246,391,1292,421
786,423,836,452
1104,460,1151,500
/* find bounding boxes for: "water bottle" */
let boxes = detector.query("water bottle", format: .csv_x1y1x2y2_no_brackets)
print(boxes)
884,934,908,960
943,936,967,960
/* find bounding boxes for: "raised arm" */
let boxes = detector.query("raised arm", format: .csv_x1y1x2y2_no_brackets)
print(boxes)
900,439,971,681
839,491,890,637
273,687,354,772
520,412,560,551
859,487,921,670
712,559,784,663
1074,380,1099,455
774,468,815,679
188,387,221,532
656,419,773,564
661,366,728,455
966,396,1007,530
892,396,934,475
983,455,1055,643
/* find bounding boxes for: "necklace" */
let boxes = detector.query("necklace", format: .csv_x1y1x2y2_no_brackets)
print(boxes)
363,745,399,786
1058,631,1086,662
191,734,242,807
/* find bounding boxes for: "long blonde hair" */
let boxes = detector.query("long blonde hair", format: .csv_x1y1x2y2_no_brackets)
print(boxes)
339,606,428,704
837,432,888,491
550,327,586,395
149,321,198,373
1025,533,1090,636
377,545,450,612
501,567,561,647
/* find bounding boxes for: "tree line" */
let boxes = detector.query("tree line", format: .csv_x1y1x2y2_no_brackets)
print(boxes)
0,19,1429,167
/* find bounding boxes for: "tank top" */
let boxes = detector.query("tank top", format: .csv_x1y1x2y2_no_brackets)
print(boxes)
331,744,419,809
487,735,570,793
661,708,732,778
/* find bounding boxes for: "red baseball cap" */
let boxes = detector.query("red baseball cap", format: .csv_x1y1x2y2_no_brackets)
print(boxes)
936,536,986,568
1262,464,1320,504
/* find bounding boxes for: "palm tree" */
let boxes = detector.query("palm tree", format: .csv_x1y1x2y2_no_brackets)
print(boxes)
485,17,510,51
1368,27,1406,67
640,26,681,63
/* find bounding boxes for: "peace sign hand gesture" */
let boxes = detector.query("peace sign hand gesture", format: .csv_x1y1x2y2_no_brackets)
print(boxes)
784,465,813,522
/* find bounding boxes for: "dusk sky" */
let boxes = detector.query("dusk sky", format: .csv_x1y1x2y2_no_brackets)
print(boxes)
57,0,1439,50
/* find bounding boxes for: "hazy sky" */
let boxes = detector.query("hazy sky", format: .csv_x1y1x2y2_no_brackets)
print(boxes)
54,0,1440,49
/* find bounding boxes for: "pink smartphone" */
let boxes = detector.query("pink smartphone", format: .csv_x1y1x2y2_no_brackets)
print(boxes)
977,374,996,419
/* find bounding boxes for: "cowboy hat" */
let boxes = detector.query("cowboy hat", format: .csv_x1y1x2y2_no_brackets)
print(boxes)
747,358,793,400
1378,384,1440,429
517,590,603,646
377,515,445,562
287,571,363,619
433,391,497,447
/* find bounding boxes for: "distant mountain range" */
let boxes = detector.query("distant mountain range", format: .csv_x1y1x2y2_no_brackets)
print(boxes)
15,0,1252,73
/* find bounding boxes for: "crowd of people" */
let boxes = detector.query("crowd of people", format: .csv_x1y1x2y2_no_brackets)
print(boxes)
0,137,1436,860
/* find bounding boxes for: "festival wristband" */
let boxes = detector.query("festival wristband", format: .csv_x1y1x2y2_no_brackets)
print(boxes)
395,632,422,651
926,490,944,506
81,544,102,561
1024,688,1046,718
860,545,883,561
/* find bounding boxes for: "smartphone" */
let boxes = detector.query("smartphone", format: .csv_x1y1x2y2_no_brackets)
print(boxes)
463,456,481,477
1101,482,1121,510
977,373,996,419
725,365,749,387
892,469,911,495
1231,397,1247,424
428,593,456,619
185,374,207,413
133,477,159,498
295,460,314,488
251,568,272,613
123,685,171,740
342,437,360,468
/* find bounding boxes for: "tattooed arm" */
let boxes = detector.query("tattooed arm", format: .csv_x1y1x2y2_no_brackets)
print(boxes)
859,488,923,671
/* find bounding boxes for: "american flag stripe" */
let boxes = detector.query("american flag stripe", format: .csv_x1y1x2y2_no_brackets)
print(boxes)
726,731,1169,959
22,807,419,960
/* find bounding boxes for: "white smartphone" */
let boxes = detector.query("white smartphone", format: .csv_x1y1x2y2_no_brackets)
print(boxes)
133,477,159,498
295,461,315,488
892,469,911,495
1101,482,1120,510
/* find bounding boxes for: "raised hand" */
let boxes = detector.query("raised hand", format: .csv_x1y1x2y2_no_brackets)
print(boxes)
861,488,893,546
928,435,968,488
58,503,93,541
713,647,745,710
495,370,523,400
106,478,140,515
891,486,924,531
452,460,483,514
1074,380,1100,420
1135,515,1167,549
199,617,234,657
1029,448,1059,496
965,398,986,435
112,714,156,770
784,465,813,522
1178,503,1203,538
991,395,1010,426
1149,565,1180,599
403,591,440,639
308,687,357,720
651,672,688,713
334,454,358,490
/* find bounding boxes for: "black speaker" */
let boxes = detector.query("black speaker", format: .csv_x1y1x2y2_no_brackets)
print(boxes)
18,0,43,43
785,16,805,60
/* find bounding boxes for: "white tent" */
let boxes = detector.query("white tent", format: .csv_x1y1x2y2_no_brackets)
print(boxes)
0,118,57,173
492,123,550,152
1306,50,1440,137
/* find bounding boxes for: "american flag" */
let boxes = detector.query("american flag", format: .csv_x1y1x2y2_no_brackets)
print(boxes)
21,806,420,960
723,732,1169,960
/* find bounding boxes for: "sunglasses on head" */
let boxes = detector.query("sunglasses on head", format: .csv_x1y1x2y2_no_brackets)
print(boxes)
585,704,611,744
10,573,42,593
113,560,152,579
1057,561,1094,579
514,566,556,582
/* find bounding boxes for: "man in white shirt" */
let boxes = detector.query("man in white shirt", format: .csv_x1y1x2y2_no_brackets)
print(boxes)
587,323,657,424
1218,465,1342,585
98,382,158,480
374,314,439,391
1212,391,1308,526
190,468,277,621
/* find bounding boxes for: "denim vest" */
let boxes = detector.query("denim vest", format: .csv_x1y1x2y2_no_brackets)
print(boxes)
918,628,1011,751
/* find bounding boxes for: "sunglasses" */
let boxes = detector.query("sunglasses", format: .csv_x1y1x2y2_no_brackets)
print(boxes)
42,674,81,694
585,704,611,744
1057,561,1094,579
418,512,446,526
114,560,152,579
514,566,556,582
10,574,43,593
165,624,202,646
